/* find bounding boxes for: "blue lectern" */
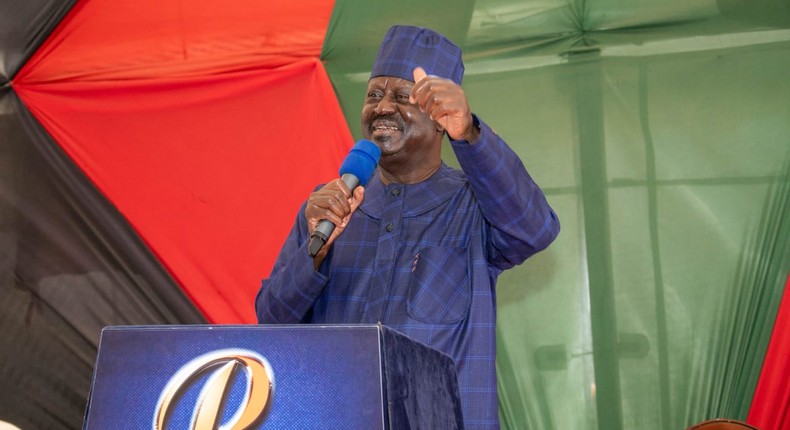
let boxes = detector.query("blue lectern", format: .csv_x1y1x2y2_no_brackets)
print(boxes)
83,324,464,429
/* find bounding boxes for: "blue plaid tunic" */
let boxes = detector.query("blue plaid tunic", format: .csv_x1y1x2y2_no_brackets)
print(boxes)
256,118,560,429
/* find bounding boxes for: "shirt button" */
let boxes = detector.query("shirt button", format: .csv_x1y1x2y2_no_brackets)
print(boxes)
390,189,401,197
385,223,394,232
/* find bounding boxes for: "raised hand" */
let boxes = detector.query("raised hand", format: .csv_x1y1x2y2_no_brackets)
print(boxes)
409,67,479,143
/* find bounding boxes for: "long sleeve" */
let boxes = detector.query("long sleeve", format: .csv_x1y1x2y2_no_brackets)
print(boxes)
255,205,329,323
451,116,560,271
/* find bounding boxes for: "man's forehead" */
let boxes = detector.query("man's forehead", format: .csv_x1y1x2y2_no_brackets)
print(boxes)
367,76,413,89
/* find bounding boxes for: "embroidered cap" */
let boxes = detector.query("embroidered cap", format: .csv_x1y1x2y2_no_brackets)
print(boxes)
370,25,464,85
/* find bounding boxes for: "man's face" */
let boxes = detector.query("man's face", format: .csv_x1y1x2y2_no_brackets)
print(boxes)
361,76,438,163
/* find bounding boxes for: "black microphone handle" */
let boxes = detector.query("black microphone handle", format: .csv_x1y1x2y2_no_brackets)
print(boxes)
308,173,361,257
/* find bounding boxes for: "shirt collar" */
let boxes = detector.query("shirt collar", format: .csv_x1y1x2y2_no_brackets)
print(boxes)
358,162,464,219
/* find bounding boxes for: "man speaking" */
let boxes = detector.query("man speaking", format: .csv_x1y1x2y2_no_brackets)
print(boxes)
256,25,560,429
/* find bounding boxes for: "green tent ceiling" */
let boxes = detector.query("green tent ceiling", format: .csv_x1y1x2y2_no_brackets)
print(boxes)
321,1,790,429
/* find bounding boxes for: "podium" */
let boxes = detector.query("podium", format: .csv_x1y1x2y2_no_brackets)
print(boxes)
83,324,464,429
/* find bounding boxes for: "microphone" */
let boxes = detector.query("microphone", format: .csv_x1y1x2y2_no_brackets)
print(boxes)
308,140,381,257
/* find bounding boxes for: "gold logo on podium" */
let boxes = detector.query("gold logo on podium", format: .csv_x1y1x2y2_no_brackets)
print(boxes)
154,349,274,430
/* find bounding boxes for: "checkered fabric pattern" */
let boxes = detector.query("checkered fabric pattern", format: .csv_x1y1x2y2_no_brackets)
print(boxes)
256,117,560,429
370,25,464,85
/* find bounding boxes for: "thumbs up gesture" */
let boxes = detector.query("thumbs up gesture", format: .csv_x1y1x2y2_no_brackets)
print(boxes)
409,67,479,143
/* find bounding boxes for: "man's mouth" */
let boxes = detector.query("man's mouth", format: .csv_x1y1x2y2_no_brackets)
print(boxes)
373,125,400,132
370,117,403,135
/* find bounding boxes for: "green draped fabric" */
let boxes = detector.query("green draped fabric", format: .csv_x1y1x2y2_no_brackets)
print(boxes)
322,1,790,428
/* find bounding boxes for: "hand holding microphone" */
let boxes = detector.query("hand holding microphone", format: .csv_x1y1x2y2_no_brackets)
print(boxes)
306,140,381,259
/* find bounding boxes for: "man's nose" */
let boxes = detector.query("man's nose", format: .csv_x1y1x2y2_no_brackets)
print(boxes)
373,94,397,115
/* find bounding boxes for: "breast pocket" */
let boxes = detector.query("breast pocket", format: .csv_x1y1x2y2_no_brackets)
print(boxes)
406,246,471,324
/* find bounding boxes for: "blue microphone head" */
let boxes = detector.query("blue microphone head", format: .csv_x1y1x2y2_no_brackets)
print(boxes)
339,140,381,186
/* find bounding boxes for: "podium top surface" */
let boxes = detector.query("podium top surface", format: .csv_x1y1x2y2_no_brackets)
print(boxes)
100,323,384,332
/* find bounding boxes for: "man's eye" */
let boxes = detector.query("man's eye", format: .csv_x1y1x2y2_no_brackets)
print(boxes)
367,91,383,99
396,94,410,102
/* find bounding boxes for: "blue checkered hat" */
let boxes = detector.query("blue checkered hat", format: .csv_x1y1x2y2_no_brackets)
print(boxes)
370,25,464,85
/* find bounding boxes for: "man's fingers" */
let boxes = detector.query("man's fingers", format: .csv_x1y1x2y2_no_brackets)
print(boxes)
328,192,351,215
332,177,352,198
413,66,427,83
352,186,365,207
309,205,343,227
410,67,428,105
